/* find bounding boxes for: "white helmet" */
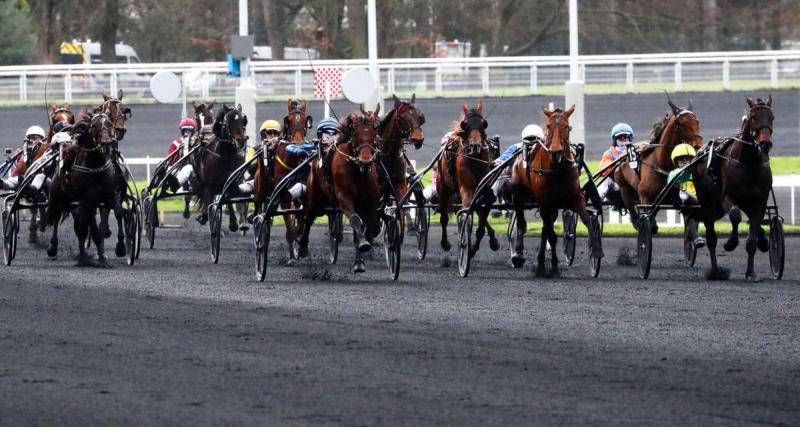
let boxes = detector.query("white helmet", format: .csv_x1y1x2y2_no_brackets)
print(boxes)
25,125,45,139
52,132,71,145
521,124,545,142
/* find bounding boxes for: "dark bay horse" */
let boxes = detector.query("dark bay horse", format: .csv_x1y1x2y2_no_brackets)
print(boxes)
615,100,704,232
436,101,499,256
299,108,382,273
46,112,122,267
694,96,774,280
508,105,602,276
192,100,215,130
377,94,426,205
193,104,247,231
254,99,311,259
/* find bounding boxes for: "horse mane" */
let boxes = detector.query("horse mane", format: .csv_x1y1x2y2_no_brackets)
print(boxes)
637,113,672,157
377,108,396,135
212,107,227,136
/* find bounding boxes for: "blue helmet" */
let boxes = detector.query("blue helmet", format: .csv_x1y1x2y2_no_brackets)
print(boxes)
610,123,634,146
316,117,340,138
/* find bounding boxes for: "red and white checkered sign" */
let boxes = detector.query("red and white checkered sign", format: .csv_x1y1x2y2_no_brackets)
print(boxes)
314,67,343,98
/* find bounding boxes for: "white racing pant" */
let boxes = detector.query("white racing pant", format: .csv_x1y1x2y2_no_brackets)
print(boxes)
597,178,619,201
176,164,195,188
422,185,437,202
289,183,305,201
1,173,49,192
238,179,254,195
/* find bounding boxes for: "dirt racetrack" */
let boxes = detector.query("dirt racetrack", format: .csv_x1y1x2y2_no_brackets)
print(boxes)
1,216,798,425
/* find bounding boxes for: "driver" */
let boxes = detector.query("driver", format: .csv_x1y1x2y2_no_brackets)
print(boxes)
165,118,198,194
491,124,545,206
596,122,634,201
1,125,46,191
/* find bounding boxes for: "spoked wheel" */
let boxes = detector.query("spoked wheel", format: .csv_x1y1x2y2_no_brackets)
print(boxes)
328,212,343,265
254,215,271,282
457,211,474,278
506,210,517,256
683,217,698,267
124,207,137,266
133,201,143,260
769,216,784,280
562,209,578,266
588,213,602,278
143,195,156,249
384,215,403,281
415,205,429,260
209,205,222,264
637,218,653,279
2,209,19,266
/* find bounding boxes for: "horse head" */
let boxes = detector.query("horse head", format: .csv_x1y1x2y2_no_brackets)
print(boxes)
667,99,703,150
542,105,575,164
50,103,75,126
388,93,425,149
213,104,248,146
458,101,487,156
192,100,216,129
344,106,379,175
284,99,312,143
744,95,774,155
99,89,132,143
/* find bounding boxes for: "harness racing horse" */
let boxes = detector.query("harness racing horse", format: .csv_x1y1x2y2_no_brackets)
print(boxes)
694,96,774,281
192,100,215,130
436,101,499,256
254,100,312,259
377,94,426,211
193,104,247,232
18,103,75,244
299,108,382,273
46,112,123,267
509,105,603,276
614,100,704,233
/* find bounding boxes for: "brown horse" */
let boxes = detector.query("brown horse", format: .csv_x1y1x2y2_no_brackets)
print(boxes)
253,99,311,259
377,94,426,204
694,96,774,280
615,100,704,232
508,105,602,276
436,101,499,256
192,100,215,130
299,108,382,273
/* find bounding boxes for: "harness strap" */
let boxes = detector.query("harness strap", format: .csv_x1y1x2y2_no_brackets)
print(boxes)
274,153,292,171
72,159,113,174
640,160,670,176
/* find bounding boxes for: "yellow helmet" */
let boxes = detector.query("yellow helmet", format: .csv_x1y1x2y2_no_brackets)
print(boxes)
671,143,696,164
259,119,282,139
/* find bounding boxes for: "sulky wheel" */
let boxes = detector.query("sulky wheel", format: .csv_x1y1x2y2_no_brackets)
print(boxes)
384,215,403,281
209,205,222,264
415,205,429,260
683,217,698,267
124,208,137,266
143,195,156,249
2,209,18,266
637,217,653,279
588,213,602,278
769,216,784,280
133,201,143,260
562,209,577,266
328,212,343,265
506,210,517,256
254,215,271,282
457,211,474,278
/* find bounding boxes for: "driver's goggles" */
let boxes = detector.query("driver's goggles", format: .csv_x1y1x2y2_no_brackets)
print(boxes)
320,128,339,136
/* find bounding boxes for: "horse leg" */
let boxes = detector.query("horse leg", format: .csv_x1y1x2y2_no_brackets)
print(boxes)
724,206,741,252
38,206,47,233
576,210,604,259
114,204,126,258
47,216,59,259
534,209,550,277
237,202,249,232
90,209,110,268
227,203,238,232
484,207,499,251
99,207,112,239
75,208,93,267
183,195,191,219
543,209,560,277
283,210,298,260
470,209,487,257
439,190,451,251
744,206,766,281
510,191,527,268
28,209,38,244
353,231,366,273
703,215,727,280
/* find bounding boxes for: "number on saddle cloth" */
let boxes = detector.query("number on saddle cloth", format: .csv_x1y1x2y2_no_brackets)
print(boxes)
625,144,640,173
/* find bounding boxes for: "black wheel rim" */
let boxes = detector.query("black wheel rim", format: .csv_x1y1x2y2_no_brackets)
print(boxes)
589,214,601,277
415,207,428,260
125,211,135,265
506,211,517,255
145,197,156,249
637,219,652,279
769,218,784,280
458,212,473,277
2,210,11,266
563,210,577,266
210,208,221,263
255,217,271,282
329,214,339,265
683,219,696,267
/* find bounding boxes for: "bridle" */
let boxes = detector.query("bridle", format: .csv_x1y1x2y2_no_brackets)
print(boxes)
738,103,774,154
98,98,130,143
671,109,703,149
216,108,246,145
338,114,378,168
458,110,488,155
379,102,425,150
284,107,311,143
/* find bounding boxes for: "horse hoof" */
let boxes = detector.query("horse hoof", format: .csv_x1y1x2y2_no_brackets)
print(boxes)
745,272,761,282
591,246,605,259
239,225,249,233
358,241,372,253
115,242,126,258
96,258,112,269
298,245,309,258
757,236,769,253
723,237,739,252
441,241,451,252
182,208,191,219
705,267,730,281
511,255,525,268
534,265,548,278
47,245,57,258
27,234,37,244
75,257,95,267
694,238,706,250
489,238,500,251
353,260,366,273
228,223,238,233
549,267,561,278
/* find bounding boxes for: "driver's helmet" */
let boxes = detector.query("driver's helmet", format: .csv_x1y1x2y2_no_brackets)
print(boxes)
671,143,696,165
610,123,634,146
179,118,197,136
53,121,72,134
316,117,340,143
259,119,282,141
521,124,545,142
25,125,46,141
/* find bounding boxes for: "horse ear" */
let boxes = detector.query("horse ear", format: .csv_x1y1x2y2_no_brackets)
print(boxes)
767,94,773,106
102,91,110,102
192,101,198,109
374,103,381,116
287,99,293,111
411,93,416,104
687,99,693,111
208,100,215,110
542,106,552,117
393,94,400,109
63,102,70,110
746,97,756,109
477,100,484,113
360,104,367,115
564,104,575,118
300,100,307,113
50,104,57,112
117,89,124,100
668,100,679,113
462,102,469,115
237,103,243,112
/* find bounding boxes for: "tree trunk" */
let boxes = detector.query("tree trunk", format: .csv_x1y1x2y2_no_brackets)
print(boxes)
97,0,120,63
260,0,285,60
32,0,56,64
346,0,366,58
702,0,718,51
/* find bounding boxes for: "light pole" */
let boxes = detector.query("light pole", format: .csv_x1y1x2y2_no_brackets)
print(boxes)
564,0,585,146
367,0,383,113
235,0,257,141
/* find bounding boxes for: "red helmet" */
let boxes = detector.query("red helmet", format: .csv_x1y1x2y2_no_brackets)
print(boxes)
178,118,197,132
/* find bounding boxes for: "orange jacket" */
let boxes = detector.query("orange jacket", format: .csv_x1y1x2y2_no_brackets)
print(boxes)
599,146,623,177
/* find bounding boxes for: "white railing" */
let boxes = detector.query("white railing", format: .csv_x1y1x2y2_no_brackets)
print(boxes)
2,50,800,104
125,156,798,226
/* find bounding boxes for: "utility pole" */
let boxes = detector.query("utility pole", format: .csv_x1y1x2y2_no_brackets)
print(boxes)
564,0,585,145
367,0,383,113
235,0,257,141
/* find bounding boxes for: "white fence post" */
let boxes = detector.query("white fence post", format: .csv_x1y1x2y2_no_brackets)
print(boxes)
722,60,731,90
435,66,442,97
674,61,682,92
294,67,302,98
110,71,118,96
19,73,26,102
626,62,634,93
146,155,151,183
771,58,779,89
202,70,210,100
482,65,490,95
792,175,796,225
388,65,395,95
529,64,538,95
64,71,72,103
